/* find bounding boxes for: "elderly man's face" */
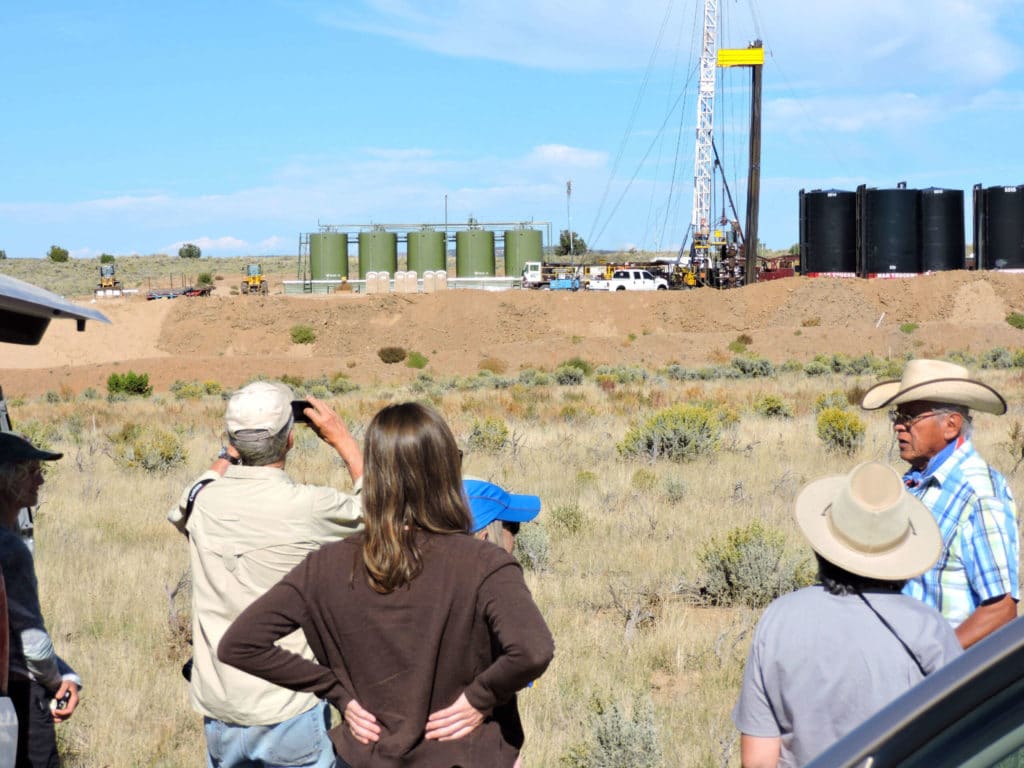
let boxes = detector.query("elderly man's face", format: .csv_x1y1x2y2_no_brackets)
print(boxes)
892,401,963,469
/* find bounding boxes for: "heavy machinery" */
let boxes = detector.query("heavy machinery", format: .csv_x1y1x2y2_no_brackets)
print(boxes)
95,264,123,296
241,263,268,295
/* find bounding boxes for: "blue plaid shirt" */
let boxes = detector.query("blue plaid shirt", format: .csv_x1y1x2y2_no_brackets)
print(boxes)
903,440,1019,626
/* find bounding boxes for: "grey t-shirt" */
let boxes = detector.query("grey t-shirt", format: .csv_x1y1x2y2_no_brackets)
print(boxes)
733,585,962,767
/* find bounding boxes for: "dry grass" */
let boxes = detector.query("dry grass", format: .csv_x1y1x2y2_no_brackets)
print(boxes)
13,368,1024,766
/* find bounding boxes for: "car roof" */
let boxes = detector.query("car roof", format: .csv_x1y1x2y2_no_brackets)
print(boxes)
0,273,111,345
806,616,1024,767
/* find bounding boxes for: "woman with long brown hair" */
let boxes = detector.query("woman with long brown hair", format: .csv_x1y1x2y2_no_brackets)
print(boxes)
219,402,554,767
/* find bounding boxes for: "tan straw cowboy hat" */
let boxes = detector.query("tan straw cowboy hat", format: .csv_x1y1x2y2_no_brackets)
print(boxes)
860,358,1006,415
795,462,941,581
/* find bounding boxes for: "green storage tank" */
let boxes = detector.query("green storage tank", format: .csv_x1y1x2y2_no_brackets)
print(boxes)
503,228,543,278
407,228,446,274
358,229,398,278
456,229,495,277
309,232,349,280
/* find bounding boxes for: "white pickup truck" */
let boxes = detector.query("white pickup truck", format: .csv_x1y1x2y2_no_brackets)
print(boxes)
587,268,669,291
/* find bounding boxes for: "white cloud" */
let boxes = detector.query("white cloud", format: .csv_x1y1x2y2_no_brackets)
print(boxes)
524,145,607,169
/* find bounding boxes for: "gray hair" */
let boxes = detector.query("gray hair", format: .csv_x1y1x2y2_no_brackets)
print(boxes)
228,419,292,466
0,461,34,496
934,403,973,439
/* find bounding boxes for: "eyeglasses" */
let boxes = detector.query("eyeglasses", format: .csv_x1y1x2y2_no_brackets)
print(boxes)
888,409,939,428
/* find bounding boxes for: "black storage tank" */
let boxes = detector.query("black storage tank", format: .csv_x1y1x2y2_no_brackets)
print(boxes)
975,185,1024,270
919,187,965,272
859,186,920,277
799,189,857,275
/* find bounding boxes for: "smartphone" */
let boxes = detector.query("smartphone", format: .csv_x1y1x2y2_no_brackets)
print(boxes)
50,689,72,712
291,400,313,424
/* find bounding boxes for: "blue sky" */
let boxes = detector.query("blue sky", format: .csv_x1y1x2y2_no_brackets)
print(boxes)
1,1,1022,259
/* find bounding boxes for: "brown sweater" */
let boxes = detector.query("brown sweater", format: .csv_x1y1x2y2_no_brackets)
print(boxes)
218,531,554,768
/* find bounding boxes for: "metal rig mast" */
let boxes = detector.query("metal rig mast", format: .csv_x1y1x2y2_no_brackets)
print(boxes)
691,0,718,245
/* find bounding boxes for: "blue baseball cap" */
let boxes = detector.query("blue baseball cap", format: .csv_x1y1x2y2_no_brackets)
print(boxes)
464,479,541,533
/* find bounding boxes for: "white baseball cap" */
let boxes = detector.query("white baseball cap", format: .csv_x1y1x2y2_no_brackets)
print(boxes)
225,381,294,440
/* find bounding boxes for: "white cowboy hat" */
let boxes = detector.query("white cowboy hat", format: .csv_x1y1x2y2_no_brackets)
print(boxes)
860,358,1006,415
795,462,941,581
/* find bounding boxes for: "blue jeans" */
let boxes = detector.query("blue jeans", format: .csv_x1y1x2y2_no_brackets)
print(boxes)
204,702,339,768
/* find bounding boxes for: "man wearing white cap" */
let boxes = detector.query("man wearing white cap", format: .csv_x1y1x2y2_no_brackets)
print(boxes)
734,462,962,768
168,382,363,768
862,359,1019,648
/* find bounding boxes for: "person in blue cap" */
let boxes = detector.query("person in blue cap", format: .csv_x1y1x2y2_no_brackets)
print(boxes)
463,479,541,554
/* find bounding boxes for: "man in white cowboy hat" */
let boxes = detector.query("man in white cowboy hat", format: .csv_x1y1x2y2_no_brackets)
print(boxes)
733,462,962,768
861,358,1019,648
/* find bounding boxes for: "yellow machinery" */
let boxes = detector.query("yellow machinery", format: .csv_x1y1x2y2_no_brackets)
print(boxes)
241,263,268,295
95,264,122,296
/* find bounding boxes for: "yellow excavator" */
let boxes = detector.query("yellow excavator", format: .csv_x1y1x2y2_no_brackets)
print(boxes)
240,263,268,295
96,264,123,296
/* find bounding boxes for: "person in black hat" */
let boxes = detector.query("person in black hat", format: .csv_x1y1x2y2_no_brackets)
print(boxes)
0,433,80,768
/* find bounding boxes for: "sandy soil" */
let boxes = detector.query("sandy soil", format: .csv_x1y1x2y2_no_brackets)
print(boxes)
2,270,1023,397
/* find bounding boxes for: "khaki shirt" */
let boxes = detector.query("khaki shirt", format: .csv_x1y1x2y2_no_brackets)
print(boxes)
168,465,362,725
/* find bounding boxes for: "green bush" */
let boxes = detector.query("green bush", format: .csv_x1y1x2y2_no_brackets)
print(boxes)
631,468,658,491
406,351,429,369
107,370,152,397
561,696,663,768
290,325,316,345
753,394,792,418
169,380,205,400
817,407,866,454
178,243,201,259
329,372,358,394
1007,312,1024,330
548,504,585,535
803,360,830,377
377,346,407,364
555,365,585,386
619,404,722,462
732,356,775,377
197,271,214,287
980,347,1013,369
899,322,919,334
559,356,594,376
111,423,187,472
99,253,115,264
514,523,550,572
47,245,69,262
466,417,509,453
687,521,814,609
814,390,850,413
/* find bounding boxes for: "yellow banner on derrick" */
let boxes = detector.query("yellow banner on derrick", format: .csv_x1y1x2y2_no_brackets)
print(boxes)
717,48,765,67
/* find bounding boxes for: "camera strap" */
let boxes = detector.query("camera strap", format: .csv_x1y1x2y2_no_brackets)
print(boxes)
182,478,216,538
857,591,928,677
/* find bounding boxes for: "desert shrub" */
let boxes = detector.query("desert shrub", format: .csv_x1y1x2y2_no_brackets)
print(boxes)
559,356,594,376
478,357,508,374
662,478,687,503
873,357,904,379
946,350,976,366
277,374,304,390
753,394,792,418
107,370,152,397
727,339,747,354
631,468,658,491
817,407,866,455
47,245,69,262
44,391,61,404
82,387,99,400
170,380,205,400
561,695,663,768
406,351,429,369
732,356,774,378
555,365,585,386
618,404,722,462
664,364,699,381
899,322,919,334
377,346,406,364
803,360,830,377
595,364,647,384
1006,312,1024,330
514,523,550,572
329,373,358,394
197,272,214,287
466,417,509,453
686,520,814,609
1012,349,1024,368
517,369,552,386
814,390,850,413
548,504,585,535
802,316,821,327
203,380,223,396
980,347,1013,369
111,423,187,472
780,358,803,373
290,325,316,345
98,253,115,264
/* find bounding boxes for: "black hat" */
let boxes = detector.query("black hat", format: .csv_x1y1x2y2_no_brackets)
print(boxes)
0,433,63,464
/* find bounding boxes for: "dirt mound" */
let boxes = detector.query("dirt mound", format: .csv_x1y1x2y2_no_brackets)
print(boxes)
3,271,1024,398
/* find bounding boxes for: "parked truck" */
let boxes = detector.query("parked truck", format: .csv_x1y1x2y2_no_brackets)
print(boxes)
587,268,669,291
522,261,582,290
